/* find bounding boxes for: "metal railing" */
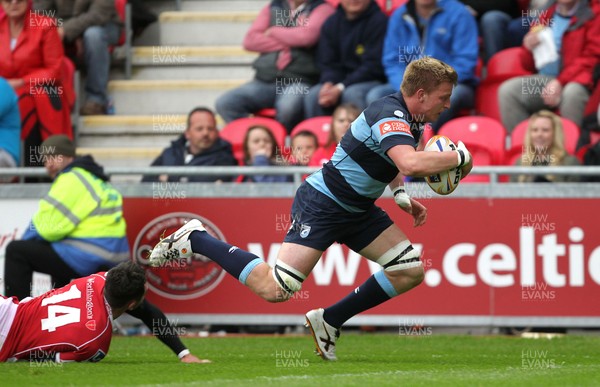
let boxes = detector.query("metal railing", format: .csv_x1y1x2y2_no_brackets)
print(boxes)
1,165,599,185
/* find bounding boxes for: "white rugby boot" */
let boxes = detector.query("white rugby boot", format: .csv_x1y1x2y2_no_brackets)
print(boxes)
148,219,205,267
305,308,340,361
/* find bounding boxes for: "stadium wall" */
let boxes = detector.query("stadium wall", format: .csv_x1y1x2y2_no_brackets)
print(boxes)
0,182,599,328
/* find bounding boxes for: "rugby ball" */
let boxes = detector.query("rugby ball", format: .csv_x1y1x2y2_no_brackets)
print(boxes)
424,135,462,195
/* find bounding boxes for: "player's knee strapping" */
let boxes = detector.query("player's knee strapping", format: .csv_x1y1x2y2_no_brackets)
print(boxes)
272,261,306,296
376,240,421,272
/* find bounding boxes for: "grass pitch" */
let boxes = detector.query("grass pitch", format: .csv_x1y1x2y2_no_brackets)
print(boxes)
2,333,599,386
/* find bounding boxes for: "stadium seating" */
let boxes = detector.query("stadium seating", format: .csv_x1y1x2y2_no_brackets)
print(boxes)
290,116,332,147
502,145,524,166
219,117,287,164
459,143,494,183
376,0,408,15
485,48,532,80
476,48,533,122
438,116,506,165
510,117,580,155
255,108,276,119
114,0,127,46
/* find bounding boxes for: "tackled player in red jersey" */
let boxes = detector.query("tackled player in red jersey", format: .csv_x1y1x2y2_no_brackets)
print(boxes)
0,261,146,363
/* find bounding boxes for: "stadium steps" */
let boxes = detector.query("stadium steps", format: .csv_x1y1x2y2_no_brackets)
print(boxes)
79,0,262,170
111,46,256,80
77,116,183,173
107,79,246,115
179,0,266,12
159,11,257,46
77,147,163,175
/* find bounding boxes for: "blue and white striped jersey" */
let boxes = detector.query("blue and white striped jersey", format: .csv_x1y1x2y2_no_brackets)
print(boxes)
306,93,425,212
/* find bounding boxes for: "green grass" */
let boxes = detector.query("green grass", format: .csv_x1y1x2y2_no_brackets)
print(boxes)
2,334,600,386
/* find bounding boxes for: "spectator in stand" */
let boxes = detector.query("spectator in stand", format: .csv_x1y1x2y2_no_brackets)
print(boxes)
460,0,526,63
498,0,600,134
511,110,580,182
0,78,20,173
142,107,238,183
304,0,387,118
34,0,122,115
0,0,73,167
215,0,335,132
310,103,360,166
366,0,479,133
240,125,291,182
4,135,207,363
291,130,319,165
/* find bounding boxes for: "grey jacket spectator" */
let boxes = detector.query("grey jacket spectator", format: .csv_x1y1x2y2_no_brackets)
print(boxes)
34,0,121,42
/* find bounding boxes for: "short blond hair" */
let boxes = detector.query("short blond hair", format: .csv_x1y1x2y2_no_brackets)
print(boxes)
400,57,458,96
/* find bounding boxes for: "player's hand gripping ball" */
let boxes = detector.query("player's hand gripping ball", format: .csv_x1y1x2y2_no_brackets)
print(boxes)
424,135,463,195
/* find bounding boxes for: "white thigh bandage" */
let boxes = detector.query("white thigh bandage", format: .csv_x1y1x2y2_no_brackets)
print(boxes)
376,240,422,272
272,261,306,295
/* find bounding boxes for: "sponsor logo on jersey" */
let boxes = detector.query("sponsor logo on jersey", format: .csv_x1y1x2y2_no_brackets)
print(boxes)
393,110,404,118
86,278,94,320
133,212,226,300
85,320,97,331
379,120,411,136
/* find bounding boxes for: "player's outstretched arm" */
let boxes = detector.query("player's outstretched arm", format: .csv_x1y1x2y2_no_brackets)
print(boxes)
387,144,466,177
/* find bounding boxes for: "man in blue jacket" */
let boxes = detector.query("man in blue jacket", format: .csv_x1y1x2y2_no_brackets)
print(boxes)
366,0,479,132
304,0,388,117
142,107,238,182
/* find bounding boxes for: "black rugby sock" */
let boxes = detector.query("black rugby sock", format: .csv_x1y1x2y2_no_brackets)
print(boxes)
189,231,263,284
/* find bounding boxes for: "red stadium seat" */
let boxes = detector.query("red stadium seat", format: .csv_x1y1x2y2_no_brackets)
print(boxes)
459,143,494,183
114,0,127,46
254,108,276,119
290,116,332,147
375,0,408,15
327,0,407,15
438,116,506,165
510,117,580,155
475,81,504,122
476,48,534,122
499,146,525,182
485,48,533,81
220,117,287,164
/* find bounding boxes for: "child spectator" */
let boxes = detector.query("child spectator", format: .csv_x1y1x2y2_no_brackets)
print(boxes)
291,130,319,166
241,125,291,182
310,103,360,166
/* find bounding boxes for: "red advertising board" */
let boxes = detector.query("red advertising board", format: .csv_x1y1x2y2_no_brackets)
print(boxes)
124,197,600,325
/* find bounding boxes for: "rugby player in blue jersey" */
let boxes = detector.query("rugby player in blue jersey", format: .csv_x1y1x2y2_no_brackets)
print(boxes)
149,57,473,361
